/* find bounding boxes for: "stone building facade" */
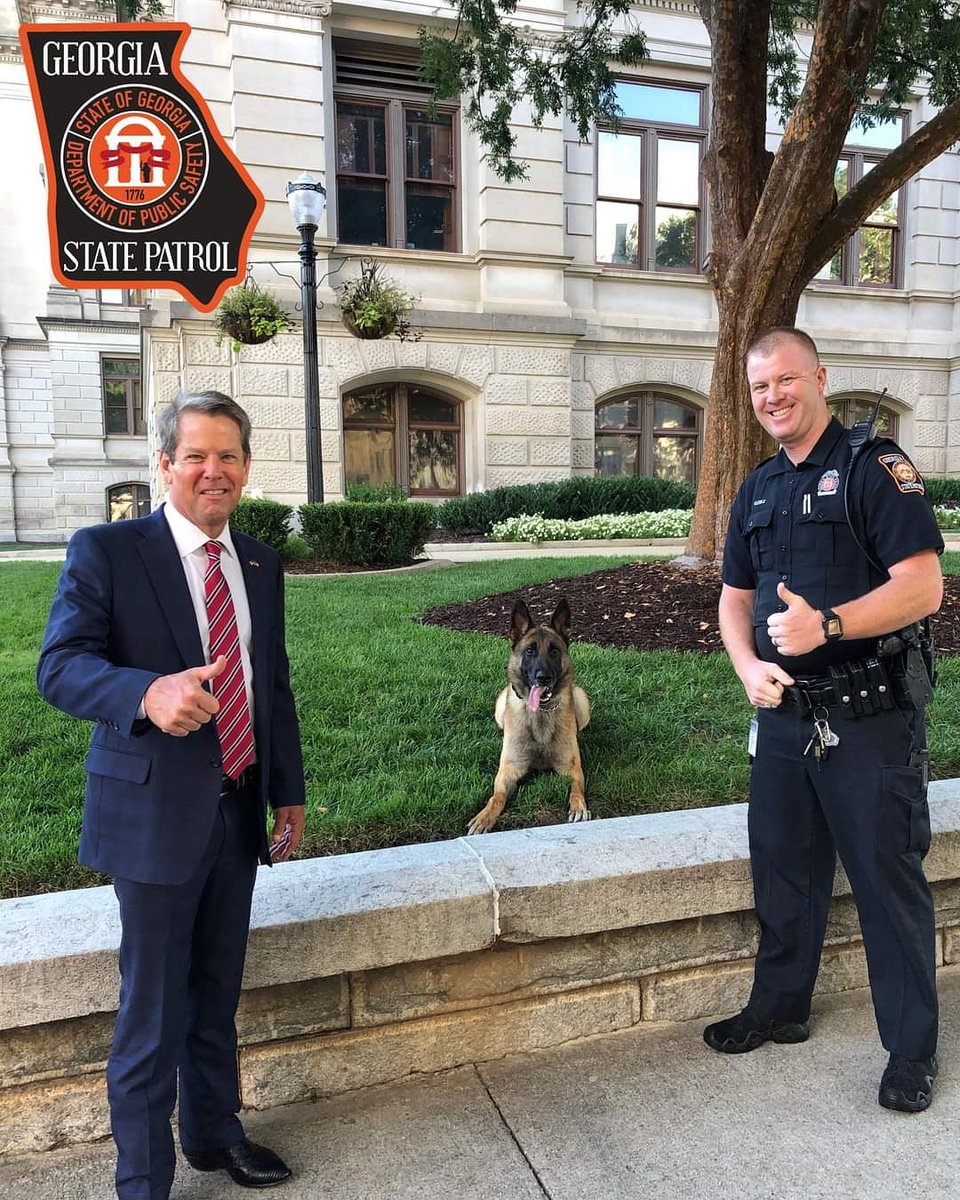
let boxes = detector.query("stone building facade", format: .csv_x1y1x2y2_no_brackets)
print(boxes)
2,0,959,539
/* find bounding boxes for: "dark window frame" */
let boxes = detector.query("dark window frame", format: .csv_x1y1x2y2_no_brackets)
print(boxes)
343,382,463,496
102,356,144,436
333,44,460,252
827,395,899,440
813,114,908,289
107,481,151,522
594,390,702,483
595,79,708,274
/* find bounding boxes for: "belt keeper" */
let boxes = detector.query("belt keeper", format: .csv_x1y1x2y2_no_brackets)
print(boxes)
865,656,895,710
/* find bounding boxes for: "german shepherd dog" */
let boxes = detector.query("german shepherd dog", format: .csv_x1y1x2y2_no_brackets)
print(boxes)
467,597,591,834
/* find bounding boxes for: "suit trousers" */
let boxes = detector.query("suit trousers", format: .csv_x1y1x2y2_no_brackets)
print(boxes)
108,781,260,1200
746,701,938,1061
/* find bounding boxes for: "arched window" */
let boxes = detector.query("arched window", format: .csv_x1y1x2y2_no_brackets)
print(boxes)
827,396,898,440
595,392,701,484
343,383,462,495
107,482,151,522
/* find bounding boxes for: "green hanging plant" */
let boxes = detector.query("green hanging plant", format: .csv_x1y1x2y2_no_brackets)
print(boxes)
338,258,420,342
213,280,291,352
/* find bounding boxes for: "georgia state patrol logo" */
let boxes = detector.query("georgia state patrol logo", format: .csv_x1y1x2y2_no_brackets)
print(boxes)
816,469,840,496
878,452,925,495
60,85,208,232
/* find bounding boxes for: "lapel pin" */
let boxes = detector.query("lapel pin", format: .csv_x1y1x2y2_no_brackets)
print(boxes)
249,559,260,568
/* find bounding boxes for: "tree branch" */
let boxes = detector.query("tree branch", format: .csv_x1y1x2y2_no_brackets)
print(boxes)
803,95,960,276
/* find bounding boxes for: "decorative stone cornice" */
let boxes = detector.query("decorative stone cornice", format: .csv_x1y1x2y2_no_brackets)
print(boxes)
223,0,331,15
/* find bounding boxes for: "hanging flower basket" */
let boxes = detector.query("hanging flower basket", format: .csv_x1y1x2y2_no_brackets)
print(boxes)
213,281,291,351
341,310,398,340
338,258,419,342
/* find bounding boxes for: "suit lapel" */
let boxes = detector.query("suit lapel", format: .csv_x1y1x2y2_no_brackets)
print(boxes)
233,530,272,691
134,507,205,669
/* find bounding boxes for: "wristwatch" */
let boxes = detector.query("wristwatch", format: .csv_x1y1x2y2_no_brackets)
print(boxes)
821,609,843,642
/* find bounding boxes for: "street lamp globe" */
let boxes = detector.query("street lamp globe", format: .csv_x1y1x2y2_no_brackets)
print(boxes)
286,171,327,231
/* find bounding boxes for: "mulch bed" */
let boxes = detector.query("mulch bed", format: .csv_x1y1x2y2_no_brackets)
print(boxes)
421,560,960,656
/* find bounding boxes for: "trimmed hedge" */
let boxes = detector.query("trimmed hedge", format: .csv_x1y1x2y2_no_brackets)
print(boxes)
436,475,696,532
230,497,293,552
345,481,407,503
926,478,960,506
299,501,436,566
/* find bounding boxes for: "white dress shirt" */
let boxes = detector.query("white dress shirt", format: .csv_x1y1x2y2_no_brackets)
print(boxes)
161,500,256,729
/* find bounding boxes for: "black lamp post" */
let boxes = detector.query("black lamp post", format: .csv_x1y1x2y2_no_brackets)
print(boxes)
285,171,327,504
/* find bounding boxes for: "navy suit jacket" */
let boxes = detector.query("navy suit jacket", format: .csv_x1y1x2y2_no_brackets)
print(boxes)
37,506,305,886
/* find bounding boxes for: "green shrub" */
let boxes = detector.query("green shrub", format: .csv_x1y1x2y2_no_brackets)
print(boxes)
299,501,436,566
935,506,960,531
230,497,293,552
436,476,696,532
345,481,407,504
282,534,312,561
926,478,960,506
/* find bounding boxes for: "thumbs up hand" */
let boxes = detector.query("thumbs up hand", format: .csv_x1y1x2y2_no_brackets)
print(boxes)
143,656,225,736
766,582,823,657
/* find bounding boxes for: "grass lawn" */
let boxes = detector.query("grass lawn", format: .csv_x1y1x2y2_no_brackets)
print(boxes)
3,552,960,898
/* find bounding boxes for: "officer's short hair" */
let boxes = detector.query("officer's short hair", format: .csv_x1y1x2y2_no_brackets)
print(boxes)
157,392,252,459
745,327,820,366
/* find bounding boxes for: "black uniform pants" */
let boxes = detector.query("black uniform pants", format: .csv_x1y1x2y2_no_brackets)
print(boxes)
747,701,937,1060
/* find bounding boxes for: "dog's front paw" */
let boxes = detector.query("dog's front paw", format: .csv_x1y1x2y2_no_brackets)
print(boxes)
467,810,497,835
567,806,591,823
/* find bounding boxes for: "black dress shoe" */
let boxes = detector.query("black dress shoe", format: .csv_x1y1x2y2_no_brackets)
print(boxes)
878,1053,938,1112
703,1007,811,1054
185,1138,292,1188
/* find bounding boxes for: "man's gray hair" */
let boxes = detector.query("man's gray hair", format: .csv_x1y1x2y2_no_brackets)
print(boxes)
157,392,252,458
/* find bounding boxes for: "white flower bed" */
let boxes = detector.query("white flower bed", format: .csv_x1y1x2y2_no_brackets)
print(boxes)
489,509,693,542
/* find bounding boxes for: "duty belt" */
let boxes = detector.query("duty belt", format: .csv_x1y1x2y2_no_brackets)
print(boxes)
781,655,896,717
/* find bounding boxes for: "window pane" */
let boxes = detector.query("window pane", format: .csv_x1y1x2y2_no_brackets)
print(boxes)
614,82,701,126
653,435,696,484
104,358,139,376
596,398,640,429
595,434,639,477
345,429,396,486
343,388,394,422
859,225,894,284
336,103,386,175
814,250,843,281
104,381,129,433
108,486,135,520
405,110,454,182
410,392,456,424
657,139,699,205
597,202,639,265
654,398,697,430
861,162,898,224
848,114,903,150
409,430,458,491
597,132,641,198
845,398,897,436
405,183,454,251
338,180,387,245
655,207,697,268
834,159,849,199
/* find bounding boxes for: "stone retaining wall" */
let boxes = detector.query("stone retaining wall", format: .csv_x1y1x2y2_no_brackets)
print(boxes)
4,786,960,1154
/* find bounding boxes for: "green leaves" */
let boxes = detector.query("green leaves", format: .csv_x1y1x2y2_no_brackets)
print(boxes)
419,0,647,181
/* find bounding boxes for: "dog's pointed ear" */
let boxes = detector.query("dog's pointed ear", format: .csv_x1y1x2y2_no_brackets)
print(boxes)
549,597,572,644
510,599,534,645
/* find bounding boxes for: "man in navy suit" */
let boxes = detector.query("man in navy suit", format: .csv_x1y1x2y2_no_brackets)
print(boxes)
38,391,306,1199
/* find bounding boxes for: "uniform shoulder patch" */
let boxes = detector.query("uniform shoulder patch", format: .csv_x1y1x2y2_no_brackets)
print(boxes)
877,452,925,495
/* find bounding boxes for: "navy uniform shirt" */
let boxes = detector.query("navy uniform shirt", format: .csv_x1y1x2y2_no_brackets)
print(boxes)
722,417,943,677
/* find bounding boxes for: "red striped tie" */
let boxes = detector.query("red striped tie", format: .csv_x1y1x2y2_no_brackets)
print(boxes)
203,540,255,780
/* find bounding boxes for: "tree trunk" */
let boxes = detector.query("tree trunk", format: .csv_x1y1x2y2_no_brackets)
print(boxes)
685,276,804,563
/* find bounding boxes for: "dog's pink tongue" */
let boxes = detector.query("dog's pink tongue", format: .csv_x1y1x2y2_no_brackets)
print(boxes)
528,686,544,712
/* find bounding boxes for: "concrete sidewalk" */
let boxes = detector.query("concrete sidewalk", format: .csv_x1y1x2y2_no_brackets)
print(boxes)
5,970,958,1200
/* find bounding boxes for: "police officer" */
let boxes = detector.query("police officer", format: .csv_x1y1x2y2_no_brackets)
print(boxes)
704,327,943,1113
